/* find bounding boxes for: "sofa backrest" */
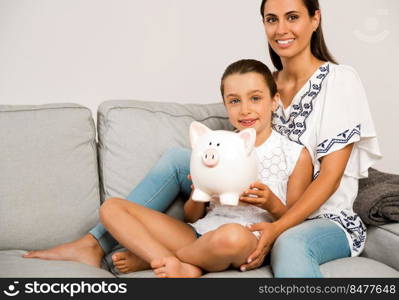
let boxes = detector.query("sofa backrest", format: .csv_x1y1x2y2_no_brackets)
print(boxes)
0,104,100,250
97,100,233,204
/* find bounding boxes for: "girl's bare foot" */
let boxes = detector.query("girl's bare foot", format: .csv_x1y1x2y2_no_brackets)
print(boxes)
151,257,202,278
23,234,104,268
112,251,150,273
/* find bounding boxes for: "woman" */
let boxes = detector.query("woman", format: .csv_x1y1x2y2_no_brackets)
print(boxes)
239,0,381,276
24,0,381,278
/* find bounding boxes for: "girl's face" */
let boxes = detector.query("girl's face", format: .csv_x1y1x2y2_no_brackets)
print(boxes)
262,0,320,60
223,72,278,146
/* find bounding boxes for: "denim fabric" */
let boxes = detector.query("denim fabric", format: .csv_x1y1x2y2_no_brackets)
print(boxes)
270,218,351,278
89,147,192,253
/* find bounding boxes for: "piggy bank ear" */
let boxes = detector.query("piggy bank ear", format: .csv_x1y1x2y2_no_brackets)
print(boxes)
190,121,211,149
238,128,256,155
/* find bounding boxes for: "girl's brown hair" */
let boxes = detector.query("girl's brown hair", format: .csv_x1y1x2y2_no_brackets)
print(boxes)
220,59,277,98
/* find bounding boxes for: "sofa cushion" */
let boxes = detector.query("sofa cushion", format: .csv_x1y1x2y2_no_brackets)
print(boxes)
0,250,113,278
97,100,233,202
116,266,274,278
114,257,399,278
0,104,100,250
320,257,399,277
362,223,399,271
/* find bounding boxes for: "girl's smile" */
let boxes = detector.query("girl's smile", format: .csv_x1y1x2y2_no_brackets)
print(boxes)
239,118,258,127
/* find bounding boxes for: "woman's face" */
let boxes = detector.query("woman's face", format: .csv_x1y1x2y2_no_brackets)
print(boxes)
223,72,278,146
262,0,320,60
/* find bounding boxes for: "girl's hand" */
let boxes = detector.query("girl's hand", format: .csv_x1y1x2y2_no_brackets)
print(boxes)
240,222,280,271
187,174,194,190
184,174,206,222
239,181,271,210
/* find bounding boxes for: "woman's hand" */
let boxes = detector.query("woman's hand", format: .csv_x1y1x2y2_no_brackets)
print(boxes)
240,222,280,271
239,181,271,210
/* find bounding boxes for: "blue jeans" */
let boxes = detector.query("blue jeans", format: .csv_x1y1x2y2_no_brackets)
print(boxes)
270,218,351,278
89,147,192,254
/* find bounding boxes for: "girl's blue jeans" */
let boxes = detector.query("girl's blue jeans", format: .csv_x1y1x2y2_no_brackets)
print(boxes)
89,147,350,277
89,147,192,254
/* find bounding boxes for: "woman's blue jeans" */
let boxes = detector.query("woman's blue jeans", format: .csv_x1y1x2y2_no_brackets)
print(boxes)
270,218,351,277
89,147,192,254
89,146,350,277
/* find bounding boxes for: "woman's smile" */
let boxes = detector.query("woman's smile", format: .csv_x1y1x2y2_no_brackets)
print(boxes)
276,38,295,48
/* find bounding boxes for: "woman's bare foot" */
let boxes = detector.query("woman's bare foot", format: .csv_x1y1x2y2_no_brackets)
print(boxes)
23,234,104,268
151,257,202,278
112,251,150,273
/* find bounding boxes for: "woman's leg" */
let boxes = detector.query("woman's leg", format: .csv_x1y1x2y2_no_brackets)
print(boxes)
152,223,258,277
23,147,191,268
100,197,202,277
270,218,351,278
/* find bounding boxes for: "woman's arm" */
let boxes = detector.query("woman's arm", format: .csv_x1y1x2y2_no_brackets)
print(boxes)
241,143,354,271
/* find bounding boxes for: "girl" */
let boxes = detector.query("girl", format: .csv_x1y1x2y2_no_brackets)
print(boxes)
97,59,313,277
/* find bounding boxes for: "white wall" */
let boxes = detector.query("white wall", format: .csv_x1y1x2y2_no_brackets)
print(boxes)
0,0,398,173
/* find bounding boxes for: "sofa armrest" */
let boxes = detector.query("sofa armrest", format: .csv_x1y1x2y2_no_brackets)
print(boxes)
362,223,399,271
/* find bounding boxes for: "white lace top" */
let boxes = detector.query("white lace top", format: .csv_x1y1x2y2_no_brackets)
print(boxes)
189,130,303,238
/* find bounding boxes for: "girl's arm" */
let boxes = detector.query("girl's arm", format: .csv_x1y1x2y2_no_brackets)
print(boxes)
239,147,313,220
274,144,353,233
241,143,353,271
285,147,314,209
183,195,206,223
274,143,354,231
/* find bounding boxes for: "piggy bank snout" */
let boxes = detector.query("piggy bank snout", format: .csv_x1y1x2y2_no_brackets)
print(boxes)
202,148,219,168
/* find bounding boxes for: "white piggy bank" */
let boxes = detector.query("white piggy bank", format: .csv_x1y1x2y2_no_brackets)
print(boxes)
189,121,258,206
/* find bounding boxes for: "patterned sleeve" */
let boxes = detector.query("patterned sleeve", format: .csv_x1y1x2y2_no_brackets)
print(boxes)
316,65,382,178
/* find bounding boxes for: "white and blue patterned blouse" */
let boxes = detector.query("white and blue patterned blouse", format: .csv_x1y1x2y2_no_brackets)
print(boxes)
272,62,382,256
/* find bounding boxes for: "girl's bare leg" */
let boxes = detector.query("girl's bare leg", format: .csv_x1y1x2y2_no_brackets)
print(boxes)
100,198,202,277
151,223,258,277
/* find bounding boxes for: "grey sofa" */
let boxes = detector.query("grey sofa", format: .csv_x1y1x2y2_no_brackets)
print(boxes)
0,100,398,278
